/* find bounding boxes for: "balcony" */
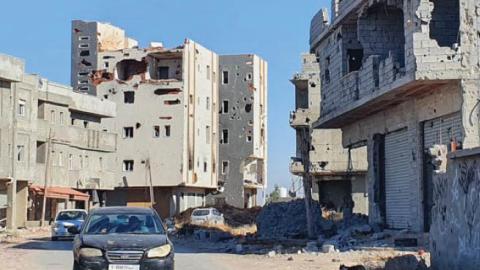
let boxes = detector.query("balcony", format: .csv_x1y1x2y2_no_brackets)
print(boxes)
289,109,312,128
37,120,117,152
290,158,305,175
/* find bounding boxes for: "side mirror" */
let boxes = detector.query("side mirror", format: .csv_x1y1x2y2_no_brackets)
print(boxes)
68,226,80,235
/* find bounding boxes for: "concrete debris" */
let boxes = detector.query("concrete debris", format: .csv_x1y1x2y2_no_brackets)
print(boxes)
384,254,428,270
256,199,326,239
322,244,336,253
267,250,276,257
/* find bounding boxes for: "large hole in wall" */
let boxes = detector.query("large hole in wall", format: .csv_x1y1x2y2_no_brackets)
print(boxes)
116,59,147,81
358,3,405,67
429,0,460,47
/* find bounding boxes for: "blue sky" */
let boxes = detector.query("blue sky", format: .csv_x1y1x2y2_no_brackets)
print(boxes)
0,0,328,193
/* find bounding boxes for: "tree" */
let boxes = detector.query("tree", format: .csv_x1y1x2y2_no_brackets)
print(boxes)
266,184,281,204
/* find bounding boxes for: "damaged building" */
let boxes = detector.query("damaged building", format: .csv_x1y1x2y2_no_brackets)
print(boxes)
71,21,268,216
311,0,479,233
290,53,368,214
0,53,117,230
216,55,268,208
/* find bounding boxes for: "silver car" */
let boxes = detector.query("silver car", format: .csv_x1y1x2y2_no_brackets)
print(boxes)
190,208,224,225
51,209,87,241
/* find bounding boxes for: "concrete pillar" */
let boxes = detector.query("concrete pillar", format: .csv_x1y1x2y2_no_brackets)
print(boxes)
16,181,28,228
6,179,16,230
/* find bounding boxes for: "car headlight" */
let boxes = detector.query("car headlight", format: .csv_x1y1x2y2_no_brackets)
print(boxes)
147,244,172,258
79,248,103,257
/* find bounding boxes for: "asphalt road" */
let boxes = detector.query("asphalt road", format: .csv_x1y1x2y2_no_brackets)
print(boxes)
3,238,235,270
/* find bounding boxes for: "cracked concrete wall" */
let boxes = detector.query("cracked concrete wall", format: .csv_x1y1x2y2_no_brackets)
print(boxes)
217,55,268,208
310,0,480,232
430,148,480,269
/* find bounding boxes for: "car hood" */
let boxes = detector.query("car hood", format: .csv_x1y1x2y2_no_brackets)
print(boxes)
80,234,168,250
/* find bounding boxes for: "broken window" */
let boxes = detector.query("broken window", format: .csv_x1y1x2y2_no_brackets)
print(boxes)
247,135,252,142
247,73,253,80
222,71,229,84
164,99,181,105
116,59,147,81
16,145,25,162
18,99,26,116
80,50,90,57
79,43,89,48
222,161,229,175
83,121,88,128
221,129,229,144
245,103,252,113
79,86,89,92
78,36,90,41
222,100,229,114
124,91,135,104
358,4,405,67
206,65,211,80
157,66,170,79
123,160,134,172
429,0,460,47
153,126,160,138
347,49,364,72
123,127,134,138
78,71,89,76
203,162,208,172
164,125,171,137
78,80,88,85
206,97,210,110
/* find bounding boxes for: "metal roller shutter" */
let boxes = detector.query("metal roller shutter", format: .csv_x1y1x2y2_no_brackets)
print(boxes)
423,113,462,149
385,128,411,229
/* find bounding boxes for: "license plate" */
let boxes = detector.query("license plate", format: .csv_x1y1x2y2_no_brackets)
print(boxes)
108,265,140,270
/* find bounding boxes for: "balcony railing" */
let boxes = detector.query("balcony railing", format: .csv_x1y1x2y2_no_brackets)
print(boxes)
37,120,117,152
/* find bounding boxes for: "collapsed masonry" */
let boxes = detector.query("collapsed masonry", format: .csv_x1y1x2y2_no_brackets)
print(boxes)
71,21,268,216
310,0,479,237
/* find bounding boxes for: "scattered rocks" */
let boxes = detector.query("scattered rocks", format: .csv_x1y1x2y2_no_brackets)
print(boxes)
267,250,276,257
287,256,294,261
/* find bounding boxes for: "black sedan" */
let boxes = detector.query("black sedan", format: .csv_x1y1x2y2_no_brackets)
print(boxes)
69,207,174,270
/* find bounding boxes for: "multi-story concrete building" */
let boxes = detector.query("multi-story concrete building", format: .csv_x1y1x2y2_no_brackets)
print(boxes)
0,53,117,229
311,0,479,232
290,53,367,214
217,55,268,208
71,21,268,215
71,21,218,217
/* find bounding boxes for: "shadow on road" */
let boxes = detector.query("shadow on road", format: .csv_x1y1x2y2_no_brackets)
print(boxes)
10,238,73,251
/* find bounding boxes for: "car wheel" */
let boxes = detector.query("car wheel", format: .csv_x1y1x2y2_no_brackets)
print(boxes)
51,236,58,241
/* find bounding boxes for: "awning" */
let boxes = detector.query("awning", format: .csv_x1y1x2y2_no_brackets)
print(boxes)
30,185,90,201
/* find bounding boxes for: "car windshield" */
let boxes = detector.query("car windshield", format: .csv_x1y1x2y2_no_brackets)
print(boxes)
56,211,87,221
192,210,210,216
83,213,164,235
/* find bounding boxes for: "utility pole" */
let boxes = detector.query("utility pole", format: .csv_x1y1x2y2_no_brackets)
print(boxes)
40,129,53,227
6,86,18,231
145,158,155,207
300,127,315,239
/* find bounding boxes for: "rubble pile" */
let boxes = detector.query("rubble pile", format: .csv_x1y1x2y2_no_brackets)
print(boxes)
256,199,326,239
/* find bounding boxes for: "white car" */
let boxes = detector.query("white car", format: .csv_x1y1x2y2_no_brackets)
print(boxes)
190,208,225,225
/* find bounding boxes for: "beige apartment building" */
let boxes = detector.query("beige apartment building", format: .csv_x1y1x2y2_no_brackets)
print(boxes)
71,21,221,217
0,53,117,229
